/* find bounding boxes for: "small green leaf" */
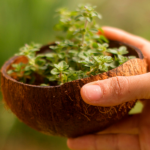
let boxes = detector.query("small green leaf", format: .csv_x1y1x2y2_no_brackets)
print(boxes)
90,28,98,32
118,46,128,55
49,46,58,50
47,75,58,81
7,70,14,74
107,49,118,54
99,35,109,43
75,14,83,20
40,83,49,86
54,61,69,71
104,56,113,63
51,68,60,75
128,56,136,59
87,17,92,22
118,55,128,64
35,58,46,66
92,42,98,48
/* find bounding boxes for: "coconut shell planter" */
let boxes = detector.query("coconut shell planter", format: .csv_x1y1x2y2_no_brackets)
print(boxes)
1,40,147,138
0,5,148,138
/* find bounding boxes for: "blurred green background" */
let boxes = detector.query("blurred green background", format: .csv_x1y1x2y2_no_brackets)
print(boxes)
0,0,150,150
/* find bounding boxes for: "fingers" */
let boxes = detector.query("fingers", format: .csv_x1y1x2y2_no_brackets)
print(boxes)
140,101,150,125
98,114,139,135
67,134,140,150
81,27,150,106
81,73,150,106
102,26,150,48
102,26,150,66
139,101,150,150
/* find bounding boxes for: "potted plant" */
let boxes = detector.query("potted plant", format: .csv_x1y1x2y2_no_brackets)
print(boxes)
1,5,147,137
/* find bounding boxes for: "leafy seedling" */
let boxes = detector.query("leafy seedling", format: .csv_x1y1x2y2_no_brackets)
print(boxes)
7,4,136,85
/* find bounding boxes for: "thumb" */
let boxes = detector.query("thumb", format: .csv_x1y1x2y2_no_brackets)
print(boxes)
80,73,150,106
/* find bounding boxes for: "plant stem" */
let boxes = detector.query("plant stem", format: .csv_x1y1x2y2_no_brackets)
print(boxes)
86,66,97,75
60,72,63,84
82,19,88,46
65,48,69,63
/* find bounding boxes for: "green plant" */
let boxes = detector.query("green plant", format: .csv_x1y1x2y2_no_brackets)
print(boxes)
7,5,135,86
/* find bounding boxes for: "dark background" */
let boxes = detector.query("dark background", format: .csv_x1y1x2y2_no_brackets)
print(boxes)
0,0,149,149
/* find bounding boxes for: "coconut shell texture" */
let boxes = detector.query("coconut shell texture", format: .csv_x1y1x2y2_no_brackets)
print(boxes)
1,41,147,138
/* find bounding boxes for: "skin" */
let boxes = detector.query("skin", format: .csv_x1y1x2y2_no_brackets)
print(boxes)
67,26,150,150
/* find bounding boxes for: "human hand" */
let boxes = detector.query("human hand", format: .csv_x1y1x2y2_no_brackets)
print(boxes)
67,27,150,150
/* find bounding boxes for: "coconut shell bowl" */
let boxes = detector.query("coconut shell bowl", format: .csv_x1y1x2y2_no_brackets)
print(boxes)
1,40,147,138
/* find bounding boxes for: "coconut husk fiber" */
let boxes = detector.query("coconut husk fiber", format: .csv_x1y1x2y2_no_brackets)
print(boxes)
1,40,147,138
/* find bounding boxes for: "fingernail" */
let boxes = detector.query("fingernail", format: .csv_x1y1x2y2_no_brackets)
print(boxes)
82,85,102,102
